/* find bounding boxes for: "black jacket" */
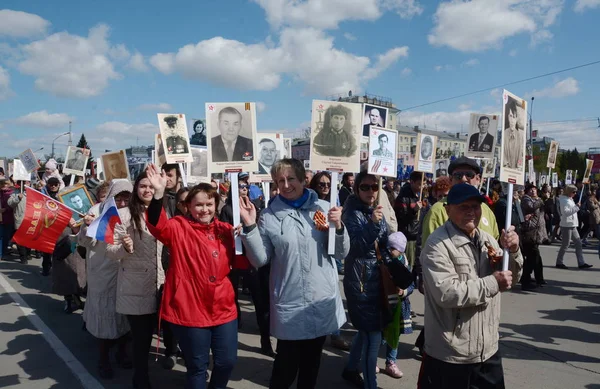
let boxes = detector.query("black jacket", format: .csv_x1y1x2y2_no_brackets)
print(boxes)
394,182,421,241
493,196,522,235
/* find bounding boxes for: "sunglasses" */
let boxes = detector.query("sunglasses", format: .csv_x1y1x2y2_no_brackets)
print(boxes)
452,171,477,180
239,184,249,189
318,182,331,188
359,184,379,192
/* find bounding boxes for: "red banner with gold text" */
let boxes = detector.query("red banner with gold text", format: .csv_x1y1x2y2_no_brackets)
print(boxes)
13,189,72,253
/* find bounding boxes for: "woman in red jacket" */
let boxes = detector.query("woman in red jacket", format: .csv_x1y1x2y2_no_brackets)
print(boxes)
145,164,237,389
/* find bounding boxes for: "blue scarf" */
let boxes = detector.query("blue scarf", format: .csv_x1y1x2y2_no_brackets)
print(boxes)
279,189,310,209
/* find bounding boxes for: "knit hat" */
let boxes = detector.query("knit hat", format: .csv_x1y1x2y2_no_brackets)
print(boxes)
388,232,407,253
45,159,58,171
105,179,133,200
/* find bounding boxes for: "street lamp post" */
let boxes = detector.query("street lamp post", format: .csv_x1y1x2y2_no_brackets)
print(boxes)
529,96,534,156
51,132,70,159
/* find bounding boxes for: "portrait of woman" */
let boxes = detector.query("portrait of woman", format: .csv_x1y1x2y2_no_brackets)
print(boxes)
190,119,207,146
502,96,525,169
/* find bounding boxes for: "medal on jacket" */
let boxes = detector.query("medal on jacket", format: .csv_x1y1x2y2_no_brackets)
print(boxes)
313,210,328,231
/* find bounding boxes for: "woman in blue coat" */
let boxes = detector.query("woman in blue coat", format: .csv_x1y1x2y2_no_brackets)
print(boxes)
341,171,388,389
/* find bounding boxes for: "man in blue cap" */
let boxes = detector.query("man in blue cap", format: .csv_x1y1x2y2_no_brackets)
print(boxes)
418,183,523,389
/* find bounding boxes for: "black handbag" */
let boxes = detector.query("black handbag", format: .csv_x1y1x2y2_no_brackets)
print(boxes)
52,236,72,262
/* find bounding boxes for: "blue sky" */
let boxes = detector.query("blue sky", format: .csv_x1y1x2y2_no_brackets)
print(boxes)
1,0,599,161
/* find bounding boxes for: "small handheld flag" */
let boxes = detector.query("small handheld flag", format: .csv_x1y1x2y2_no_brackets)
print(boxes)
86,197,121,244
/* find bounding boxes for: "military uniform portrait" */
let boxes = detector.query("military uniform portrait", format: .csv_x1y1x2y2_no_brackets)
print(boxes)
499,89,527,186
466,113,498,158
367,126,397,178
158,113,193,164
310,100,362,173
435,159,449,178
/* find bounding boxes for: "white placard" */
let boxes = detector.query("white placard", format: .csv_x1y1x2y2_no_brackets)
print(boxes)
18,149,40,173
499,89,527,185
414,133,437,174
546,140,559,169
367,126,397,178
13,159,31,181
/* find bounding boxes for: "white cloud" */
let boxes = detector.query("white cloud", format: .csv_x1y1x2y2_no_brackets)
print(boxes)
574,0,600,12
253,0,422,30
489,88,502,98
88,121,158,150
434,64,452,72
428,0,564,52
0,10,50,38
0,66,13,100
150,28,408,95
529,77,580,98
530,29,553,47
109,43,130,61
127,52,149,72
462,58,479,67
256,102,267,112
434,65,442,72
13,110,74,129
458,103,471,110
343,32,357,41
401,67,412,76
509,49,518,57
137,103,172,111
17,24,121,98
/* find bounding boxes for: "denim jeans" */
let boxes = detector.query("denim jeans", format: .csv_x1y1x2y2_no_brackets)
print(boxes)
346,330,382,389
385,342,399,365
171,319,238,389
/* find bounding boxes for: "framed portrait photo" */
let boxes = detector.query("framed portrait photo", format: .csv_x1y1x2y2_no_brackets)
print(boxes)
466,113,498,159
546,140,559,169
187,146,209,184
189,118,207,147
362,104,389,137
100,150,130,182
499,89,527,185
158,113,193,164
310,100,362,173
583,159,594,184
205,102,258,173
250,133,284,182
57,184,95,223
435,159,449,179
367,126,397,178
414,133,437,173
64,146,90,176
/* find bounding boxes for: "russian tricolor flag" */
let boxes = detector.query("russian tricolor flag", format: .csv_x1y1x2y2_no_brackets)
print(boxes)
86,197,122,244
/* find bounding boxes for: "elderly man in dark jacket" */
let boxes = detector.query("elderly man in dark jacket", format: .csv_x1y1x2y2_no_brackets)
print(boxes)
394,171,424,269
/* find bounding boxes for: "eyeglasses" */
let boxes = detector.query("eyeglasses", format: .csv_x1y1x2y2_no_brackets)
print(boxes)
318,182,331,188
452,171,477,180
239,184,249,189
359,184,379,192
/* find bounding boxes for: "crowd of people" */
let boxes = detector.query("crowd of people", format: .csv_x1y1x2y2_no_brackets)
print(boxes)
0,155,598,389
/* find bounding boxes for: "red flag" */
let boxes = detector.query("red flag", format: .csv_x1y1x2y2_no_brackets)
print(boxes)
13,189,73,253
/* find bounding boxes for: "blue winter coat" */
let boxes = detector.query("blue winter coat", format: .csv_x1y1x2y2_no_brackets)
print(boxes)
241,189,349,340
342,194,388,332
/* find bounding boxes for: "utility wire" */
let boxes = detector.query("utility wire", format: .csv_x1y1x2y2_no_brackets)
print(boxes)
399,59,600,112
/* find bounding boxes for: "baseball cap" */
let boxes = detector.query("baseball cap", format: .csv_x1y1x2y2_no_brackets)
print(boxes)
238,172,249,180
446,183,486,205
448,156,481,175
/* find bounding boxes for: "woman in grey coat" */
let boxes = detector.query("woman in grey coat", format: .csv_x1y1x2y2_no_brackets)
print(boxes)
240,158,349,389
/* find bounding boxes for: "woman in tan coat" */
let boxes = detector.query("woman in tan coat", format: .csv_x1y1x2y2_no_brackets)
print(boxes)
107,172,165,389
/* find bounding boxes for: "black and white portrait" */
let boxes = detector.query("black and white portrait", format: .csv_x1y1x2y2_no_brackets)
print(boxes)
257,135,284,174
128,161,146,182
565,170,573,185
362,104,388,137
435,159,448,178
158,113,193,164
64,146,90,176
189,118,207,146
58,185,94,223
547,140,558,168
367,127,397,177
310,100,362,172
467,113,497,158
420,136,433,161
499,90,527,185
18,148,39,173
206,103,257,174
187,146,209,184
415,133,437,174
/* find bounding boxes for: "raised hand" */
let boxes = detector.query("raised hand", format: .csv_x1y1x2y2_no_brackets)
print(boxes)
122,234,134,254
145,163,167,198
239,197,257,226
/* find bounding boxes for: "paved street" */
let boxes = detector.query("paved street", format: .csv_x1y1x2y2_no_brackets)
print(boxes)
0,242,599,389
